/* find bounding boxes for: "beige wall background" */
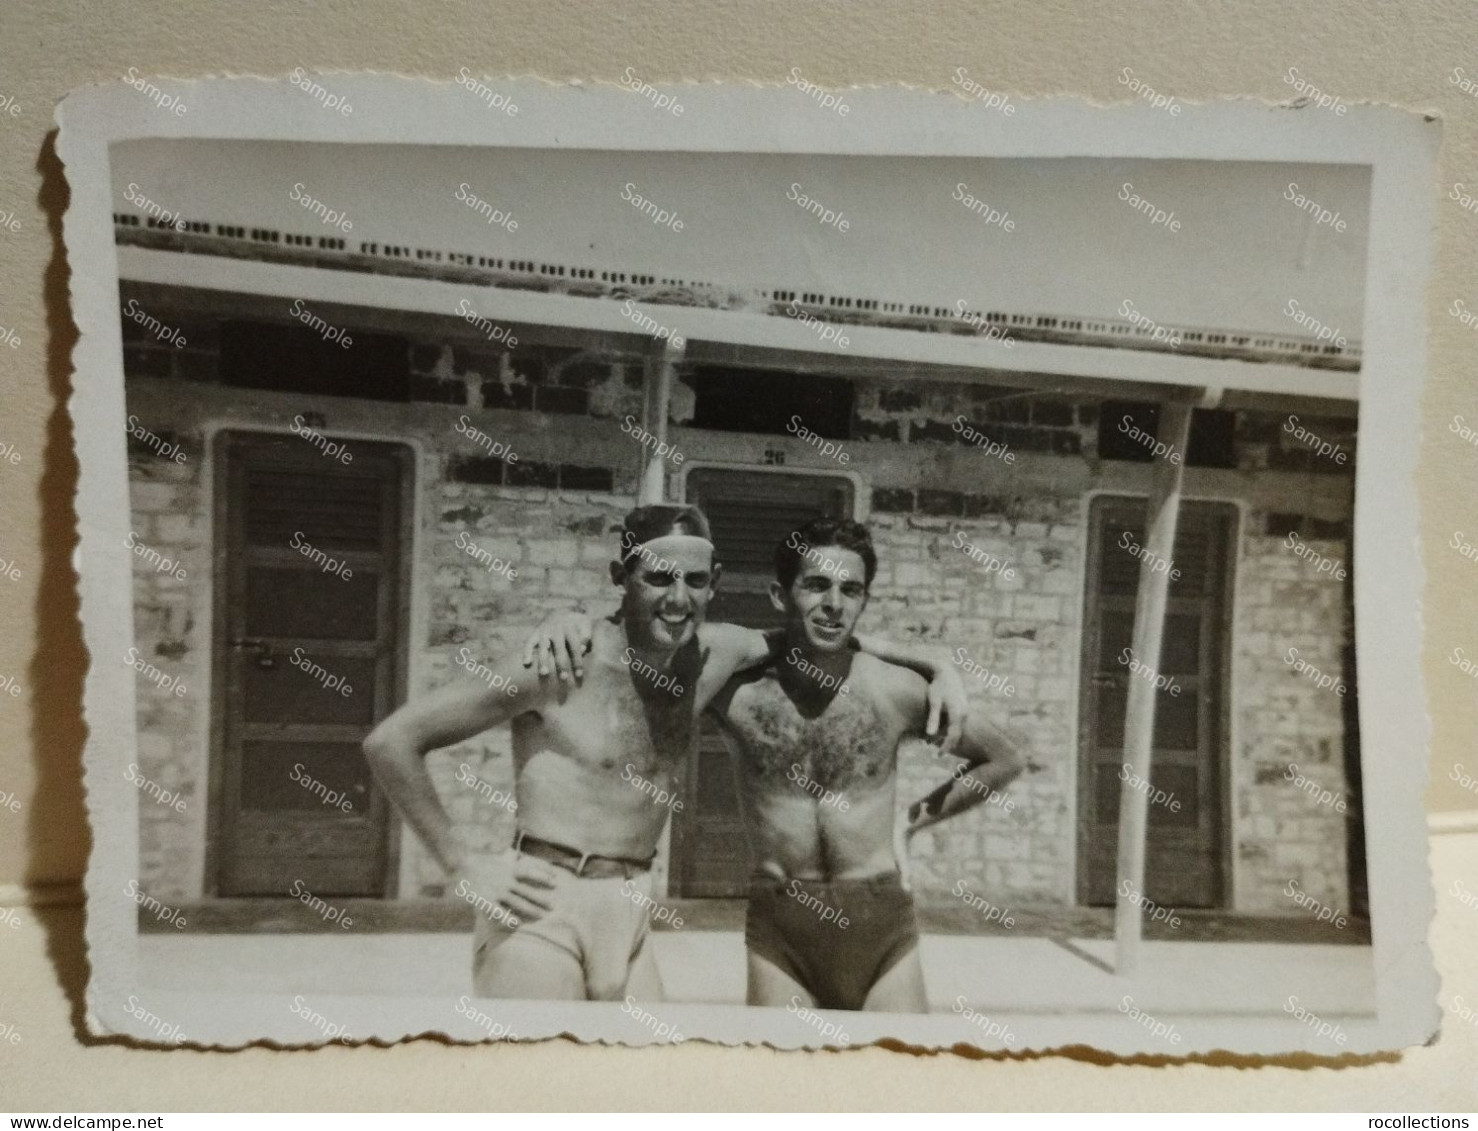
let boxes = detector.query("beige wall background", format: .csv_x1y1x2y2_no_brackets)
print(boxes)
0,0,1474,1110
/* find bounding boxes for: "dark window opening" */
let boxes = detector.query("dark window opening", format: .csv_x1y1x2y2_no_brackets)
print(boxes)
1097,401,1237,469
684,367,855,438
219,320,411,403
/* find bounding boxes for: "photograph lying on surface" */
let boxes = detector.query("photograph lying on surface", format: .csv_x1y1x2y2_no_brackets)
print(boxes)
59,75,1438,1053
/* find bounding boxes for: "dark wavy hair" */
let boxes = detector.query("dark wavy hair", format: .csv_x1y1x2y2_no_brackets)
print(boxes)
774,517,877,590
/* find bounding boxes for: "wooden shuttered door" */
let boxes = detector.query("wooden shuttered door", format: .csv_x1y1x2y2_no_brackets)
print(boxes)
211,431,413,898
1078,496,1236,909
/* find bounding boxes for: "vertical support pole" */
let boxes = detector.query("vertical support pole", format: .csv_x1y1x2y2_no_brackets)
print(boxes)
1114,401,1194,976
637,339,682,506
638,338,685,898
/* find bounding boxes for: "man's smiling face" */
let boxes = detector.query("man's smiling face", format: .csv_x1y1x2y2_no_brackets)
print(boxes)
617,539,719,652
772,546,869,654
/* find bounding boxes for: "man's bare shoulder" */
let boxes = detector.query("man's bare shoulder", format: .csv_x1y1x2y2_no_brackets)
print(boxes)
852,653,931,723
695,621,770,663
586,620,629,659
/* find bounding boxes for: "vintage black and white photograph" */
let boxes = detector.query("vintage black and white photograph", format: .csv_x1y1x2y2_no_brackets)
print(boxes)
60,77,1438,1053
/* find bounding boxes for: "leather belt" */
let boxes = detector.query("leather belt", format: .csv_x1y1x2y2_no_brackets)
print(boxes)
512,830,655,879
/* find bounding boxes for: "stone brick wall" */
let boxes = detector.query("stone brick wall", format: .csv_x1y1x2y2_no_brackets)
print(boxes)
873,498,1079,907
125,434,210,900
1233,522,1354,914
122,294,1359,919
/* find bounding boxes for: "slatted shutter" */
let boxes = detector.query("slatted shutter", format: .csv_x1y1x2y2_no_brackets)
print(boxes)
211,431,412,898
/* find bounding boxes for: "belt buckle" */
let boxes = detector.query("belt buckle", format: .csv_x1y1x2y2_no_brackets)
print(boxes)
574,851,593,878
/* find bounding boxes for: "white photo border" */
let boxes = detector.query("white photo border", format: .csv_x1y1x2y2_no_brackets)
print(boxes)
58,75,1440,1054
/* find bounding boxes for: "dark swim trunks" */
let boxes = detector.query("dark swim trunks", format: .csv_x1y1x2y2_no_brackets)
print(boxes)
745,871,920,1011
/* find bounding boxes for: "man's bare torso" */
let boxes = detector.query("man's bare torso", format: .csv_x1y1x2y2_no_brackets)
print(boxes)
511,621,748,858
710,652,926,879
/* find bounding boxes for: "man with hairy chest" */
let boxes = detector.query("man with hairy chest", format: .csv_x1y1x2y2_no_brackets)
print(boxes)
708,518,1025,1012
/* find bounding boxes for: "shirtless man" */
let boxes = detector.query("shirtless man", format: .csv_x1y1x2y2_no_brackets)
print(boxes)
711,517,1025,1012
363,504,966,1003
